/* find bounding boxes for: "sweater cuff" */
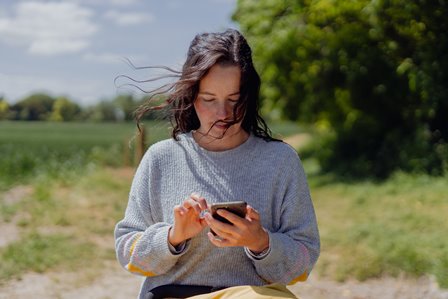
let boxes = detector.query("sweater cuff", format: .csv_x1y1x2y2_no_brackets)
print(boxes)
244,232,271,260
166,227,191,255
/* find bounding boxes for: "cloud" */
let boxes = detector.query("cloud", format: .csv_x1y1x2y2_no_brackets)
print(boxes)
104,10,154,26
0,2,98,55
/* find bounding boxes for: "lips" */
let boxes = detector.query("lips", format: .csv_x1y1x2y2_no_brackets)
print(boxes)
214,122,229,130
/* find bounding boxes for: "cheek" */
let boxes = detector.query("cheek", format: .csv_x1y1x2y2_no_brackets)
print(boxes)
194,102,209,118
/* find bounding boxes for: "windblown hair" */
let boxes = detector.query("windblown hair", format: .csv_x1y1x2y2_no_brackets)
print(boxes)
126,29,278,141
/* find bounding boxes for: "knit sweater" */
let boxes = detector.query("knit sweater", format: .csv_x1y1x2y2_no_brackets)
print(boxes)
114,132,320,299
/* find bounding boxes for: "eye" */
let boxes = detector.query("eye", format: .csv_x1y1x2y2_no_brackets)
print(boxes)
228,98,239,103
201,97,215,102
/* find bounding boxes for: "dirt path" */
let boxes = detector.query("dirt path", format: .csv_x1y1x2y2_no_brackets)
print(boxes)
1,266,447,299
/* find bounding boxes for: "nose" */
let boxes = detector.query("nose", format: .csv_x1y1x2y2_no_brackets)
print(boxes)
216,101,232,119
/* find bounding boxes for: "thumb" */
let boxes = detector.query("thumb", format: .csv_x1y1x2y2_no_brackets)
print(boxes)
246,205,260,221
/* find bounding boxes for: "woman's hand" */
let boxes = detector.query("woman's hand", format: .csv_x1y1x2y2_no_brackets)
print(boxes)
168,193,209,247
205,205,269,253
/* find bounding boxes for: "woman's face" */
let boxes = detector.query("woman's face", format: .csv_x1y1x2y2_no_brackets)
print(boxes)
194,64,244,141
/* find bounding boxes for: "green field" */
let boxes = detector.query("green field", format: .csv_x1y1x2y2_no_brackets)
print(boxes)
0,121,447,289
0,121,171,189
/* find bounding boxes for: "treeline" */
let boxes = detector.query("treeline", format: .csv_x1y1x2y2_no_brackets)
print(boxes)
234,0,448,178
0,93,156,122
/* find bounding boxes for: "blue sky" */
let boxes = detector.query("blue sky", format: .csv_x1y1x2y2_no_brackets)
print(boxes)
0,0,237,106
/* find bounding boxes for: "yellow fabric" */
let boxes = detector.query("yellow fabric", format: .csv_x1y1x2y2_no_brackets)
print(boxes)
288,272,308,285
129,233,143,256
126,263,156,277
188,283,298,299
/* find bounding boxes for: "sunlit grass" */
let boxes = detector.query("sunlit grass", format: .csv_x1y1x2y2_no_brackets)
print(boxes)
310,171,448,288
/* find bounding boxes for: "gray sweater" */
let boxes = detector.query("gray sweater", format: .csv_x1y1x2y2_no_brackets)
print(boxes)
114,132,320,299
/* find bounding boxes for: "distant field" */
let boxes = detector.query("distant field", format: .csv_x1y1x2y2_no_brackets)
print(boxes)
0,121,171,189
0,120,305,189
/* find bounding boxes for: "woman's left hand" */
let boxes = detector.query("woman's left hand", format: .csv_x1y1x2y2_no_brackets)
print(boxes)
205,205,269,253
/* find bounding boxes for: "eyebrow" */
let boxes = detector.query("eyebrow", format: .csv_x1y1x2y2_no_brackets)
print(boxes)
198,91,240,97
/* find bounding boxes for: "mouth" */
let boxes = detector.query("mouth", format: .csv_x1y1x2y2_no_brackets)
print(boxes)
213,121,230,130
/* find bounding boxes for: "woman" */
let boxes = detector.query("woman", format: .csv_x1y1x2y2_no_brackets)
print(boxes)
115,28,320,299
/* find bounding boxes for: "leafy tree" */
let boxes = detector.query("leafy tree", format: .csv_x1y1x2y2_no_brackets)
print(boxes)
49,97,81,121
233,0,448,178
0,97,9,120
10,93,55,121
85,100,122,122
112,94,138,121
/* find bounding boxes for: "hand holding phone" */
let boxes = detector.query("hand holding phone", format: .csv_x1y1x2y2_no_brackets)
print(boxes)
209,201,247,235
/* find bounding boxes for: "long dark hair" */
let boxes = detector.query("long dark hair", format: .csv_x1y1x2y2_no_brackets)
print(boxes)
127,29,278,141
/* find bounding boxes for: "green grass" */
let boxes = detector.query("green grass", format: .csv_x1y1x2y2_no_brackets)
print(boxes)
0,121,171,189
0,232,95,283
0,167,133,283
308,169,448,288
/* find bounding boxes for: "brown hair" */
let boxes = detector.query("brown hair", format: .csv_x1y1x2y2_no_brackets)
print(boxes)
128,29,277,141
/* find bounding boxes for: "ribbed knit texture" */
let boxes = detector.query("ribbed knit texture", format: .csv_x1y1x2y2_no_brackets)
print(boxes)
114,132,320,299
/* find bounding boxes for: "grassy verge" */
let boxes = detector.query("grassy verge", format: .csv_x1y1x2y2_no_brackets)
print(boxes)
0,167,133,284
307,167,448,288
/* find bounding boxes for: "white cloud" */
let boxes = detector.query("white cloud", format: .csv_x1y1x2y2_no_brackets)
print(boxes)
104,10,154,26
0,2,98,55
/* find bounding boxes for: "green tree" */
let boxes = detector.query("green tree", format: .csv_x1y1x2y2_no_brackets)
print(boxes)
49,97,82,121
234,0,448,178
0,97,9,120
10,93,56,121
112,94,138,121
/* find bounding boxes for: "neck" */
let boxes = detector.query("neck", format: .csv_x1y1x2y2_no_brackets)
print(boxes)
192,129,249,151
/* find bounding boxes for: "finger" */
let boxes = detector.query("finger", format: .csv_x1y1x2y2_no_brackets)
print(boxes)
207,232,229,247
205,213,233,236
174,204,188,216
216,209,246,226
189,193,208,210
246,205,260,221
182,198,202,214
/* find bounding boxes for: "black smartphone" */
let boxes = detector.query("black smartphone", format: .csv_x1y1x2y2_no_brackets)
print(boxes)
210,201,247,235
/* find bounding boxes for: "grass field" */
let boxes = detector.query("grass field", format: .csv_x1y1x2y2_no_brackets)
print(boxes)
0,121,171,189
1,121,447,289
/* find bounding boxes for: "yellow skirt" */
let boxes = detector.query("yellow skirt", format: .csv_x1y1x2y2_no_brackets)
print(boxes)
188,283,298,299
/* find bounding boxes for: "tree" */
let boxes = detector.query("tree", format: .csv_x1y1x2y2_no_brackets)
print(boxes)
10,93,55,121
233,0,448,178
112,94,138,121
0,97,9,120
49,97,81,121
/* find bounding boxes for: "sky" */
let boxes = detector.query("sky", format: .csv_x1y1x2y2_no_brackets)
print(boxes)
0,0,238,106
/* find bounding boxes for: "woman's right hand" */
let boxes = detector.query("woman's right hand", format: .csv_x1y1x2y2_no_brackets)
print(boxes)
168,193,209,247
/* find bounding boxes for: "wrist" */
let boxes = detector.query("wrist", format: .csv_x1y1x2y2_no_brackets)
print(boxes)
248,229,269,254
168,226,185,247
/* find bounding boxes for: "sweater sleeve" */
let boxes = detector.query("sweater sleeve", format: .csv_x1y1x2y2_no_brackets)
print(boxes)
114,150,189,277
247,153,320,284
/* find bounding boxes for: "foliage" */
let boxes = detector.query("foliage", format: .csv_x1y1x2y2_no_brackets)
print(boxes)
48,97,81,121
233,0,448,178
1,92,152,122
9,93,55,121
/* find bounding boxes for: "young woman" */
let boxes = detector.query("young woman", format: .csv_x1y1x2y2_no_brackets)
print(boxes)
115,29,320,299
